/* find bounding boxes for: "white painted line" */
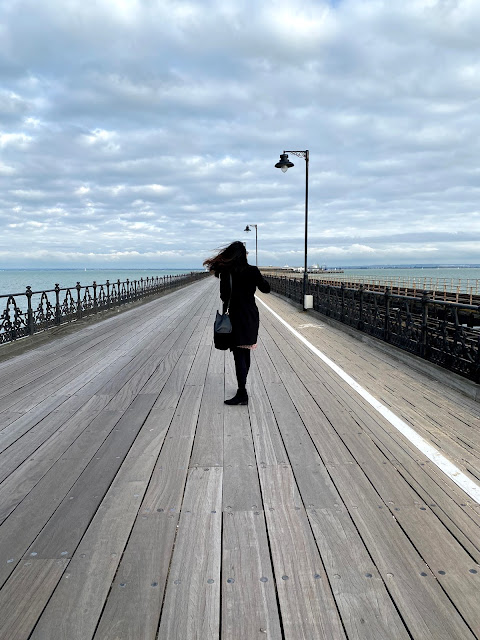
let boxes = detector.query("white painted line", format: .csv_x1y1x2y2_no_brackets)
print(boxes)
256,296,480,504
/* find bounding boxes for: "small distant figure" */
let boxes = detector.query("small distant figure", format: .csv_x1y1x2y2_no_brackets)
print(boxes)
204,241,270,405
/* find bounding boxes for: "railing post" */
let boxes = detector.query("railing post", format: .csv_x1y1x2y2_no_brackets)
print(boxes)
384,287,391,342
76,282,82,319
340,282,345,322
358,284,364,330
55,284,61,325
421,290,429,357
117,279,121,306
93,281,98,312
26,286,34,335
106,280,111,309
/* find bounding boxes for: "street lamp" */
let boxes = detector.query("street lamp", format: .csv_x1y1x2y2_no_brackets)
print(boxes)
275,150,310,310
244,224,258,267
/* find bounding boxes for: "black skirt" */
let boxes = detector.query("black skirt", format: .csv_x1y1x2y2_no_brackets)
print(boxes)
219,265,270,347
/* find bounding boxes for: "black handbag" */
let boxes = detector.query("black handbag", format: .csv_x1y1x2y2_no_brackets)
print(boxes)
214,274,232,350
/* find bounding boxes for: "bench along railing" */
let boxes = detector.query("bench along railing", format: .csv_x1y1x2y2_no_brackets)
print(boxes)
0,272,210,346
265,275,480,384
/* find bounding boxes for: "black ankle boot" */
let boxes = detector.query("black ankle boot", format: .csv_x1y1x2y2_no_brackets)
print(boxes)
224,389,248,405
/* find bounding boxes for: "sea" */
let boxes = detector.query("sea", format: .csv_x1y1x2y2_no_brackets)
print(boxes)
0,268,203,298
1,266,480,300
315,266,480,294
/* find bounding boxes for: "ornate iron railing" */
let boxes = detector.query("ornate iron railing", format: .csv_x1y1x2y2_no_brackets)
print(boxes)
0,272,210,346
265,275,480,384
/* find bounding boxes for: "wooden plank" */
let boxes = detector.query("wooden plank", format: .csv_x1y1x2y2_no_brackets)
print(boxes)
255,316,480,638
0,278,208,383
302,317,480,458
222,511,282,640
256,333,358,465
0,558,69,640
0,394,110,484
185,344,213,387
0,282,206,414
157,466,223,640
28,352,207,639
248,361,288,467
253,347,344,509
77,323,189,401
223,408,262,512
95,296,201,401
0,324,123,398
93,384,206,638
29,482,146,640
260,309,480,536
142,345,197,397
387,504,480,632
261,297,480,486
307,506,410,639
0,409,122,526
0,282,211,418
258,464,346,640
0,290,167,381
0,322,127,400
0,341,126,413
93,511,179,640
0,412,22,431
255,345,411,637
0,394,75,453
25,395,157,560
189,352,224,468
395,460,480,561
328,462,477,639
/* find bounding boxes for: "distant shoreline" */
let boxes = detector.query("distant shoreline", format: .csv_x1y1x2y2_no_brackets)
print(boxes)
1,264,479,271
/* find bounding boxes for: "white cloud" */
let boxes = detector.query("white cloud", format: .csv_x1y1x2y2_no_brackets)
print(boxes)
0,132,32,148
0,0,479,268
0,162,16,175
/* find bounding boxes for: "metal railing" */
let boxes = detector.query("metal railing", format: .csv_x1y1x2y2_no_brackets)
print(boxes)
263,269,480,303
265,275,480,384
0,272,210,346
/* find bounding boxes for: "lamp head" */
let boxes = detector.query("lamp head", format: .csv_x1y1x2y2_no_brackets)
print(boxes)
275,153,294,172
244,225,251,232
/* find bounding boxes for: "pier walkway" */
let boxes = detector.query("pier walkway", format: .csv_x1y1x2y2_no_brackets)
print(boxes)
0,276,479,639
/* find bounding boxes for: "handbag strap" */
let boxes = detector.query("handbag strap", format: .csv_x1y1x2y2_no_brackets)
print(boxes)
222,272,233,313
226,273,232,313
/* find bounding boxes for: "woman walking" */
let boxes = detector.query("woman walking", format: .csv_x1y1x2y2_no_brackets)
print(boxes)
204,241,270,405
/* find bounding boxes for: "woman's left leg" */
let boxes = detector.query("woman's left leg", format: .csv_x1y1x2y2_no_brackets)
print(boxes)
225,348,250,405
234,347,250,390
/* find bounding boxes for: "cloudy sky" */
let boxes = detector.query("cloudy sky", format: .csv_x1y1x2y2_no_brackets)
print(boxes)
1,0,479,269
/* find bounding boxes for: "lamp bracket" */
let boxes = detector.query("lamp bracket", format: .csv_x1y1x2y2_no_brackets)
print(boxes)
284,150,308,160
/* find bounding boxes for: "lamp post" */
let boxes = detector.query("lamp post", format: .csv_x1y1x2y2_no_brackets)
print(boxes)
244,224,258,266
275,150,309,310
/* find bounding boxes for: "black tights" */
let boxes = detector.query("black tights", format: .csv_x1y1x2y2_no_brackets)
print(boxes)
232,348,251,391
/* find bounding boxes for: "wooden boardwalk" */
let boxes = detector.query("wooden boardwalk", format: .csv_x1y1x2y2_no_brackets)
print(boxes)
0,276,479,640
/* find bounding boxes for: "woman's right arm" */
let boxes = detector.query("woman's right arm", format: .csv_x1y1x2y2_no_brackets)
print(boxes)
254,267,271,293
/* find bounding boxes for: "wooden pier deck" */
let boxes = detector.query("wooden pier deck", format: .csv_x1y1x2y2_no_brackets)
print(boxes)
0,276,479,640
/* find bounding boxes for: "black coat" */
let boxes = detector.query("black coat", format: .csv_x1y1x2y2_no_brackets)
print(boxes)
219,265,270,346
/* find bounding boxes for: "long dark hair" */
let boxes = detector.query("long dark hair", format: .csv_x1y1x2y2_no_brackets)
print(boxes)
203,241,248,276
